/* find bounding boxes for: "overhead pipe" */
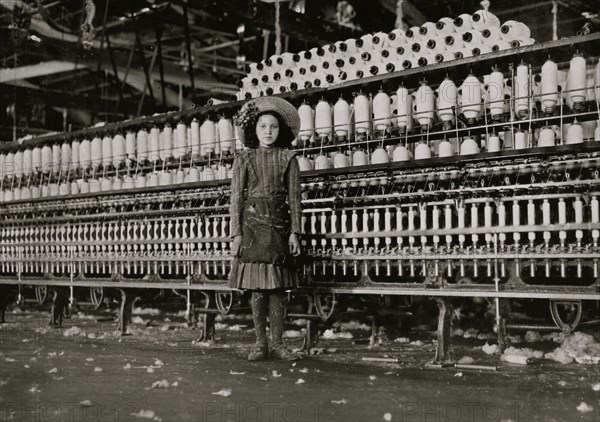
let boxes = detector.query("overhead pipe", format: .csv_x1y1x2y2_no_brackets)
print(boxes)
135,32,156,104
91,0,111,124
155,26,168,110
181,0,195,92
105,33,127,116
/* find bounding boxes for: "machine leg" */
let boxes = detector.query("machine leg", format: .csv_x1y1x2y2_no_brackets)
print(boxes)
65,286,74,317
367,311,389,346
197,313,216,342
301,319,320,352
0,285,8,323
496,298,510,352
50,286,70,328
186,302,197,328
433,298,452,364
117,288,136,335
369,316,379,347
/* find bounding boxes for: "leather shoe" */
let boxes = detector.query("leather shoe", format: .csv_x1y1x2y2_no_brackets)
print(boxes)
248,344,269,361
270,344,302,361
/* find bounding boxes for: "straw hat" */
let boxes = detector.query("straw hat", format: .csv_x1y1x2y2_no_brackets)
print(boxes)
234,96,300,145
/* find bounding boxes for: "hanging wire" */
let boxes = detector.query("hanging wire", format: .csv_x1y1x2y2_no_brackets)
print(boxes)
395,0,404,30
12,52,17,144
274,0,282,55
551,1,558,41
81,0,96,49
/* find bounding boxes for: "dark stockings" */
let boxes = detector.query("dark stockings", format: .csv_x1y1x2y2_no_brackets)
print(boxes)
250,290,286,347
268,291,286,348
250,291,268,347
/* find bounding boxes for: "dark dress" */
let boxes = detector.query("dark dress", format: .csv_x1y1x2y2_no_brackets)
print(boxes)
229,148,302,290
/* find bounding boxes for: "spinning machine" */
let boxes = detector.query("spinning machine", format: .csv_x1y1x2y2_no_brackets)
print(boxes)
1,32,599,361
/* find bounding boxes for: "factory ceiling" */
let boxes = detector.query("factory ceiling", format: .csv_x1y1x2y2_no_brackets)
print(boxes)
0,0,596,142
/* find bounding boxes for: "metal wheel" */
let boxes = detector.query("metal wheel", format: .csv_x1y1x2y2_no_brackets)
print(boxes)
35,285,48,305
198,291,211,311
550,300,582,333
90,287,104,310
314,291,337,322
216,291,233,315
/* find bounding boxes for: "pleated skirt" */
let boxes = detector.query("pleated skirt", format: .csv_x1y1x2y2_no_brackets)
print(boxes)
228,197,299,291
229,261,298,290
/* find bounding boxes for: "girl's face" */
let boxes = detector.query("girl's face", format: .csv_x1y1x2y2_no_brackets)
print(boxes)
255,114,280,148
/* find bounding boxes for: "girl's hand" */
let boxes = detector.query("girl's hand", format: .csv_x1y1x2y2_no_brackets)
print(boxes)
231,236,242,257
289,233,301,257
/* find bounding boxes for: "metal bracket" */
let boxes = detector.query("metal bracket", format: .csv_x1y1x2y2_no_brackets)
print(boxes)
355,260,375,286
50,286,69,328
550,300,582,333
90,287,104,310
433,298,452,364
495,298,510,352
35,285,48,305
197,313,216,342
215,291,234,315
301,319,320,352
314,290,337,322
0,285,8,323
117,288,136,335
195,291,216,342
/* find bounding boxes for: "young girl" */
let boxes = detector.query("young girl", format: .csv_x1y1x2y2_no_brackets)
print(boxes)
229,96,302,361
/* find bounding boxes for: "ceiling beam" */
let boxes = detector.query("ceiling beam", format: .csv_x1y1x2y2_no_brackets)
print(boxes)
557,0,599,14
196,0,364,45
1,16,237,94
0,83,157,116
72,81,112,94
494,1,553,16
140,28,232,46
39,69,91,86
2,79,40,89
38,34,237,92
2,30,238,99
116,64,238,96
196,36,257,53
0,61,85,83
0,58,190,108
160,52,245,76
